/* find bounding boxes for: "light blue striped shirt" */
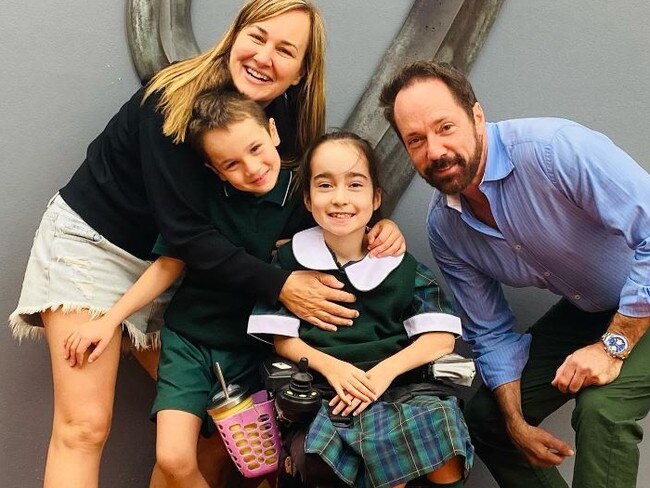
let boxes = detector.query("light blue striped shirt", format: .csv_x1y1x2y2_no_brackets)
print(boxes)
427,119,650,390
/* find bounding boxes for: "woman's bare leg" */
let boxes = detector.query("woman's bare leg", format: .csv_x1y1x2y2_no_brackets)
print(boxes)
42,309,122,488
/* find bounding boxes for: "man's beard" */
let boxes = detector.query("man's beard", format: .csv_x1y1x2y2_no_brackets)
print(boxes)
421,133,483,195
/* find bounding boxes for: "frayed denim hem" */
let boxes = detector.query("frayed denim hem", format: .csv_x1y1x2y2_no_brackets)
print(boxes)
8,304,160,350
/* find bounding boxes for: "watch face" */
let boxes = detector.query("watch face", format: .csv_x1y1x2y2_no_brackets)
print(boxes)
604,333,628,354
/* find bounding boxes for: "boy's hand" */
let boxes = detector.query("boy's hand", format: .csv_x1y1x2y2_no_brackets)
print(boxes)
321,358,377,404
63,317,121,367
367,219,406,257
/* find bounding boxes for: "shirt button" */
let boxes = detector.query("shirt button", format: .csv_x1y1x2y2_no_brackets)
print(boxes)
514,244,522,251
544,271,550,277
574,294,581,300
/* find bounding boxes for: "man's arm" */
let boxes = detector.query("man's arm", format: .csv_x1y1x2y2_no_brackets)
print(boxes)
547,124,650,392
552,314,650,393
428,224,531,389
494,381,574,467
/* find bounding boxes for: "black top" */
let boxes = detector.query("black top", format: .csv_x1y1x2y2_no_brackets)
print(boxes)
60,87,299,304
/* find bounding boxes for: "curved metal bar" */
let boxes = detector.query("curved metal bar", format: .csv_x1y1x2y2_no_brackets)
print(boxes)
127,0,200,85
127,0,168,84
345,0,504,217
168,0,201,62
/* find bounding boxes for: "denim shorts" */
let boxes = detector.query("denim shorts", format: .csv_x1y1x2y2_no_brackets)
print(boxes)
8,194,175,349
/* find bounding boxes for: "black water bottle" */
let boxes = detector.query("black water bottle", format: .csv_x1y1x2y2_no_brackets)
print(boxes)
275,357,322,423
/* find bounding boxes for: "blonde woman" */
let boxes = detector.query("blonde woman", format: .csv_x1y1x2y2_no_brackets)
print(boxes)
9,1,404,486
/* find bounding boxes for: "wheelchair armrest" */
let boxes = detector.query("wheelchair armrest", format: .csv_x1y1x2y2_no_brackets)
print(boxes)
260,355,300,394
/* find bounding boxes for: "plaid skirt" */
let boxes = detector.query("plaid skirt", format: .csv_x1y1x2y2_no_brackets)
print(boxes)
304,395,473,488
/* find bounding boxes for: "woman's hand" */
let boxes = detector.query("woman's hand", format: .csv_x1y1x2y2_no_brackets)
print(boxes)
367,219,406,257
63,316,121,367
279,271,357,331
320,357,377,405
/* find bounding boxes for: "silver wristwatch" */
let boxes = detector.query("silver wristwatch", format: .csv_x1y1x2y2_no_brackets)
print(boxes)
601,331,631,360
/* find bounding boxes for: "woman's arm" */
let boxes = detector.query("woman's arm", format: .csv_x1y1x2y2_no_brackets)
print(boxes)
63,256,184,367
274,336,376,403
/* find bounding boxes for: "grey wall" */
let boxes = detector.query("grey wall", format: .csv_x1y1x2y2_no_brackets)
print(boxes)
0,1,647,486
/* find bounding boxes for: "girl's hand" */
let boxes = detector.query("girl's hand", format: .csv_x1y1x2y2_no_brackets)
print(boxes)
280,271,358,331
329,362,394,416
367,219,406,257
330,395,372,417
63,317,121,367
321,358,377,404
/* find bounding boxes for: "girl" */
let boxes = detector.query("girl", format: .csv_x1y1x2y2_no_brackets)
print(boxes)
8,2,403,486
249,131,474,488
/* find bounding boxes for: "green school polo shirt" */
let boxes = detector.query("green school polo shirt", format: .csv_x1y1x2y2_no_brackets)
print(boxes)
155,169,310,349
249,227,461,369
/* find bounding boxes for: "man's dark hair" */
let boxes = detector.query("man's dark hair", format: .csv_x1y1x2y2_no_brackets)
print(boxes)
379,60,478,137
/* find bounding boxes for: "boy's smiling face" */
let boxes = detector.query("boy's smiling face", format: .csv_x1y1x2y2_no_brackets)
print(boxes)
202,117,282,196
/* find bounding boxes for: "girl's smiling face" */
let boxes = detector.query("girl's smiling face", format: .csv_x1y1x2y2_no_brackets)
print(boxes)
305,140,381,243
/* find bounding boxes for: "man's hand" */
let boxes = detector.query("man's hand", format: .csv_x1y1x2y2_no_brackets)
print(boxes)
279,271,357,331
506,418,574,467
551,343,623,394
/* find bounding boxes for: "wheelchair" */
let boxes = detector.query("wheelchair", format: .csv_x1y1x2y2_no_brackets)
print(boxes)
258,354,475,487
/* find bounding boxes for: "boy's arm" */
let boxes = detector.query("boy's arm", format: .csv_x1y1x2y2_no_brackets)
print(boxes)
273,336,376,404
64,256,185,367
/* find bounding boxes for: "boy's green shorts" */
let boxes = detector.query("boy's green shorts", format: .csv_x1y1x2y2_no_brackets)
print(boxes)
151,327,267,433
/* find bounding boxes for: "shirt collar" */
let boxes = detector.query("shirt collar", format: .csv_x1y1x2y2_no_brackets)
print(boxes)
223,169,292,206
291,227,404,291
445,122,513,213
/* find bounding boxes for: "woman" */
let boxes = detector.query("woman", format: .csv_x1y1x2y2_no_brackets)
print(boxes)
9,1,403,486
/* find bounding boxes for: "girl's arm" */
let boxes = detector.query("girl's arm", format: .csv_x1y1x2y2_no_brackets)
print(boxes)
63,256,185,367
332,331,455,416
274,336,377,404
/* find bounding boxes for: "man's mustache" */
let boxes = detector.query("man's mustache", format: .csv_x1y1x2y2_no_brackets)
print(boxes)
424,155,465,177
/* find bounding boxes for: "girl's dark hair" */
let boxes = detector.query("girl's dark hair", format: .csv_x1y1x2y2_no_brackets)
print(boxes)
186,89,269,161
298,130,383,199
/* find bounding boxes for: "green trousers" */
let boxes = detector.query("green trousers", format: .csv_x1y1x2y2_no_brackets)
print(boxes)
464,300,650,488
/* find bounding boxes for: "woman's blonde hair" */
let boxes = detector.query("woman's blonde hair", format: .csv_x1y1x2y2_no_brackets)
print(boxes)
144,0,325,163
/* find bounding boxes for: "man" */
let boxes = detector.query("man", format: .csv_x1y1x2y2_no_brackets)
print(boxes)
379,60,650,487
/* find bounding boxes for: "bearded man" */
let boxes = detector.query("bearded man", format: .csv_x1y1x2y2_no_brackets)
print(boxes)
379,60,650,488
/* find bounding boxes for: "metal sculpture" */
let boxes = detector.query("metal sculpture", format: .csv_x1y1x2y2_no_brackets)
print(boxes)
126,0,503,212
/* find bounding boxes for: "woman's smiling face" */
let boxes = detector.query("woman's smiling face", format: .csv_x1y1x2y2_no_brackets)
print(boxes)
228,9,310,107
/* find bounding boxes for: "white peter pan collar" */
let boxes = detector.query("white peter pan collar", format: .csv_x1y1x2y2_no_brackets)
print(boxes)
292,227,404,292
